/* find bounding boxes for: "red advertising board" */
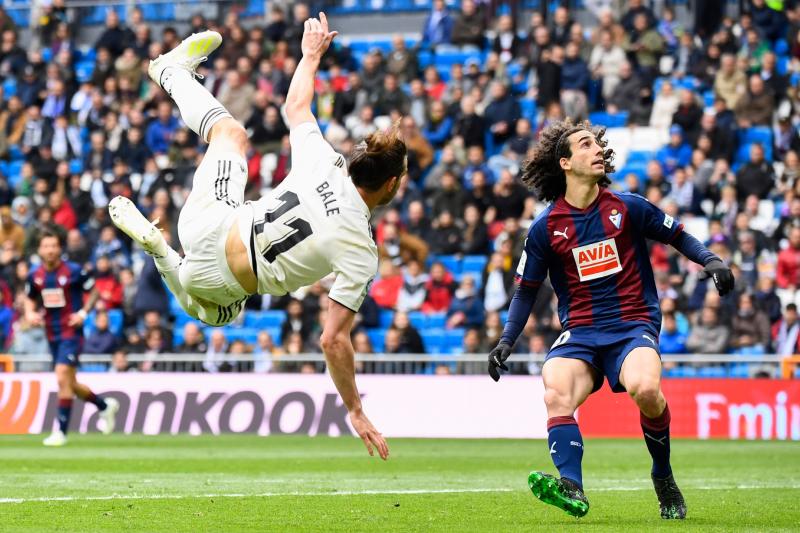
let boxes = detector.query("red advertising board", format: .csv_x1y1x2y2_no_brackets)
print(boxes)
579,379,800,440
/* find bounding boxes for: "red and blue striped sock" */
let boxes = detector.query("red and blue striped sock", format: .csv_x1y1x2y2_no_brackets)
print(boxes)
547,415,585,489
57,398,72,434
641,404,672,478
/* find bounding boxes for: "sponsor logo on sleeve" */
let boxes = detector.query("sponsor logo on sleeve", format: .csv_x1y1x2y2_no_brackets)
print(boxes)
663,214,674,229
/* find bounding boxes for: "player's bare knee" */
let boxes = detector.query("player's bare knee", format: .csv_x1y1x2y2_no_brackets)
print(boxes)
627,379,661,409
209,118,247,147
543,387,575,414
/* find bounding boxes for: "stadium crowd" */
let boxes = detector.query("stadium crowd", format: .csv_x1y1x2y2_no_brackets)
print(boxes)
0,0,799,375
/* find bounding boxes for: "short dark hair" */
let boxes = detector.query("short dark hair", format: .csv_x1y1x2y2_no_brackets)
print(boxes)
349,124,407,192
520,119,614,202
38,225,64,246
788,303,798,313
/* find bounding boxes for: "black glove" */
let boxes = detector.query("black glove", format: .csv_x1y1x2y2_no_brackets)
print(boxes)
699,259,734,296
488,342,512,382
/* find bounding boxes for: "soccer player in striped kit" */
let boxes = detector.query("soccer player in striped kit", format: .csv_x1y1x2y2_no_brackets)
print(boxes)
488,120,734,519
25,228,119,446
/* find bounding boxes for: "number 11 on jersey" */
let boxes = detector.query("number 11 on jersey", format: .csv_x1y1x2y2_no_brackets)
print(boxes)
253,191,314,263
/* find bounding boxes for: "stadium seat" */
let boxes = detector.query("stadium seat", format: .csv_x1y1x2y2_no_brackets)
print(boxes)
407,311,427,330
519,99,537,123
589,111,629,128
367,328,386,352
698,366,727,378
728,363,751,378
433,255,462,275
462,255,487,276
426,313,447,328
2,78,16,99
775,38,790,56
445,328,465,351
421,328,445,353
69,159,83,174
738,126,773,148
243,310,287,329
80,363,108,373
378,309,395,328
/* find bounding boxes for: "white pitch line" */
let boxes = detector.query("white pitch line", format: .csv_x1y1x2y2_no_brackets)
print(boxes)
0,488,515,504
1,484,799,504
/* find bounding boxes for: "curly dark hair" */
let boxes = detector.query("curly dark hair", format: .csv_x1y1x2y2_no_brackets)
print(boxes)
520,119,615,202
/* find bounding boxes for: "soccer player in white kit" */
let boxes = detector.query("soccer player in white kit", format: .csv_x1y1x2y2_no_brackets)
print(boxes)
109,14,402,459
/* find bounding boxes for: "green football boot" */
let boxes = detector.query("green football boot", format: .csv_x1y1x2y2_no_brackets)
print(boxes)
527,471,590,518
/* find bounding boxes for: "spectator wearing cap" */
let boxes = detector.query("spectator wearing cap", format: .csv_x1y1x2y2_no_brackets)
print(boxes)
656,125,692,176
451,0,485,49
736,143,775,201
735,75,775,127
421,0,453,50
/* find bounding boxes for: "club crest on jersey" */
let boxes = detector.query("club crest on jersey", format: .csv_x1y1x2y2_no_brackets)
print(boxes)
58,275,68,286
572,238,622,281
609,209,622,229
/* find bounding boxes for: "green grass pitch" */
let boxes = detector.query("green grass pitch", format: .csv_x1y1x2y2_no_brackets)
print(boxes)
1,435,798,532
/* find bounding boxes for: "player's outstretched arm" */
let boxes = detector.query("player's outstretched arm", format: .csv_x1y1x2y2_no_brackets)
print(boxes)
321,299,389,460
284,12,338,129
670,230,735,296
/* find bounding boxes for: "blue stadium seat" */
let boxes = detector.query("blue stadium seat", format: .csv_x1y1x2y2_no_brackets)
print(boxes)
223,327,280,345
738,126,773,147
626,151,656,164
698,366,727,378
519,99,537,123
407,311,427,330
367,328,386,352
378,309,395,328
589,111,629,128
426,313,447,328
728,363,751,378
432,254,461,275
7,161,23,188
445,328,465,350
75,62,95,83
80,363,108,373
243,310,287,329
775,38,789,56
106,309,123,336
2,78,16,99
69,159,83,174
421,328,445,353
462,255,487,276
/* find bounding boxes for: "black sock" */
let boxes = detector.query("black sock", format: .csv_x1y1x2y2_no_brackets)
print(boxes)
57,398,72,434
641,404,672,478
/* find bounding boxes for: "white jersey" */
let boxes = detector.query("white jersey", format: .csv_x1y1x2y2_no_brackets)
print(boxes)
234,122,378,312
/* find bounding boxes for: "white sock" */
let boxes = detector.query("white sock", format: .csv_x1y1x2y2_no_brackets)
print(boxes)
162,68,232,143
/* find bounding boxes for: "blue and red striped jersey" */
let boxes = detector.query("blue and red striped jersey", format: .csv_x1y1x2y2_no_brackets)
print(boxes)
516,188,683,329
26,261,94,342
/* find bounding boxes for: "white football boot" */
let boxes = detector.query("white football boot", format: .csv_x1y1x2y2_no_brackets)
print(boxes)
148,30,222,93
100,397,120,435
108,196,167,258
43,430,67,447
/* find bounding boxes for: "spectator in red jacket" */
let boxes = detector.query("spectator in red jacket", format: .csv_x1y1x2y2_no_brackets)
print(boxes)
776,227,800,292
421,262,456,313
370,260,403,309
94,254,123,309
49,190,77,230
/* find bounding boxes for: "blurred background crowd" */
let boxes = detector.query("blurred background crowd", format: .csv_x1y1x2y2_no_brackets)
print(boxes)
0,0,799,376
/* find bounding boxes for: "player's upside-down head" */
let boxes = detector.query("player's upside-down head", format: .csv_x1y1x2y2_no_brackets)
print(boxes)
349,122,408,206
520,119,616,202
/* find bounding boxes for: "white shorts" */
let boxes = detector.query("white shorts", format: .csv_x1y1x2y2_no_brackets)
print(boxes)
177,150,251,325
